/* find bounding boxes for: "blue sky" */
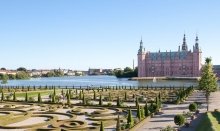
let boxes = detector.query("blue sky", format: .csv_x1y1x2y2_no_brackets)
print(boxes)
0,0,220,70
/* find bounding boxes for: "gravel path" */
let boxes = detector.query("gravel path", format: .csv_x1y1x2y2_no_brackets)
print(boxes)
136,91,206,131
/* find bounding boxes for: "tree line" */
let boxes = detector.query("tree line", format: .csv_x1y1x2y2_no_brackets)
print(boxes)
114,67,138,78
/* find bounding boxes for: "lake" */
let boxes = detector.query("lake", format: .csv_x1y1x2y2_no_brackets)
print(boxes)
0,75,205,87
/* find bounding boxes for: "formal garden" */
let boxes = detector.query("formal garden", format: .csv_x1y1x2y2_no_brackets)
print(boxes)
0,85,194,131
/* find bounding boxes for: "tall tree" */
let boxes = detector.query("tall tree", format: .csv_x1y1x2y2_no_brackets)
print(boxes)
1,91,4,101
117,96,121,107
93,90,96,100
83,93,86,105
135,97,139,107
99,95,103,106
25,92,28,102
198,57,218,111
79,91,82,100
141,106,145,119
127,109,134,128
116,115,121,131
67,91,70,105
144,102,149,117
100,121,104,131
136,105,141,120
13,92,16,101
38,93,42,103
124,92,127,101
52,94,55,103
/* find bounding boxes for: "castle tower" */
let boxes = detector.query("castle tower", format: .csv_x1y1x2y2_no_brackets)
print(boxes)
182,34,188,51
137,37,146,77
193,35,202,76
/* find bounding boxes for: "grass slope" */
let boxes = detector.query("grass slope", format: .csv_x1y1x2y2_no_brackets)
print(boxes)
196,112,220,131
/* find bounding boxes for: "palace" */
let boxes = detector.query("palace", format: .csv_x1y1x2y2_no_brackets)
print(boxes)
137,34,202,77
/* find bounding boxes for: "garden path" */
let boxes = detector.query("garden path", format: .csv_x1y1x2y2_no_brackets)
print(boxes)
136,91,206,131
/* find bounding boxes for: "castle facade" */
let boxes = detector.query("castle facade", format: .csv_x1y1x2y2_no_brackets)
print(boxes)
137,34,202,77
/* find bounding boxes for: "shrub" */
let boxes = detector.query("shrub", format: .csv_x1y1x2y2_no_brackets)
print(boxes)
6,95,12,100
149,103,158,113
161,125,176,131
189,103,198,112
107,102,112,106
29,96,35,102
174,114,185,126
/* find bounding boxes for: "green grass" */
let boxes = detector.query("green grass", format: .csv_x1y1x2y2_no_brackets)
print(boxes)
196,112,220,131
8,90,62,98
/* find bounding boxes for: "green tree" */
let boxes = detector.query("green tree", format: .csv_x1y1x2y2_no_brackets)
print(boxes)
117,96,121,107
1,91,4,101
141,106,145,119
124,67,133,72
82,93,86,105
127,109,134,128
158,92,162,108
136,105,141,120
100,121,104,131
93,90,96,100
38,93,42,103
144,102,149,117
1,74,8,84
67,91,70,105
189,103,198,112
8,74,16,80
108,92,112,101
53,87,56,96
174,114,185,127
16,71,30,79
25,92,28,102
124,92,127,101
1,67,6,70
17,67,27,72
156,95,160,109
99,95,103,106
135,97,139,107
13,92,16,101
79,91,82,100
116,115,121,131
198,57,218,111
51,94,55,103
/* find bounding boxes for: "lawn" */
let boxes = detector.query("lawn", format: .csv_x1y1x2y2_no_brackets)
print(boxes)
196,112,220,131
8,90,62,98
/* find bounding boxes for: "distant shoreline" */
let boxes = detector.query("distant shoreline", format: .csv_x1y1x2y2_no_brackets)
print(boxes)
130,77,200,81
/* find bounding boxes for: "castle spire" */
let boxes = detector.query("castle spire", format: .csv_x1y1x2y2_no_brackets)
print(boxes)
195,34,199,50
182,34,188,51
138,37,144,54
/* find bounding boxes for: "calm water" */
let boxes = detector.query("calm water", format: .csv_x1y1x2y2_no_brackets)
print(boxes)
0,75,203,87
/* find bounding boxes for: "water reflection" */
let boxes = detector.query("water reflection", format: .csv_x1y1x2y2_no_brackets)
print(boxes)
0,76,217,87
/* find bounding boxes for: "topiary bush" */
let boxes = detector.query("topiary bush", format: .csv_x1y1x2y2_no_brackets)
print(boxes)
174,114,185,127
189,103,198,112
161,125,176,131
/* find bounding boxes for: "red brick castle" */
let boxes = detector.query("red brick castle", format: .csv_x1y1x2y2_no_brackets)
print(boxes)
137,34,202,77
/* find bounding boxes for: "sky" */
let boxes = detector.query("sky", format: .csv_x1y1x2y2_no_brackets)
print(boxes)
0,0,220,70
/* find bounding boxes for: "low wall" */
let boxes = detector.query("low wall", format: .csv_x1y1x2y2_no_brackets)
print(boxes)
131,77,200,81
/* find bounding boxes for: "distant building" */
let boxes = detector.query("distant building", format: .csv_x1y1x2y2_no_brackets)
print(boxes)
41,70,51,75
88,68,113,75
214,65,220,78
66,70,75,76
88,68,103,75
29,70,41,77
0,70,17,75
137,34,202,77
